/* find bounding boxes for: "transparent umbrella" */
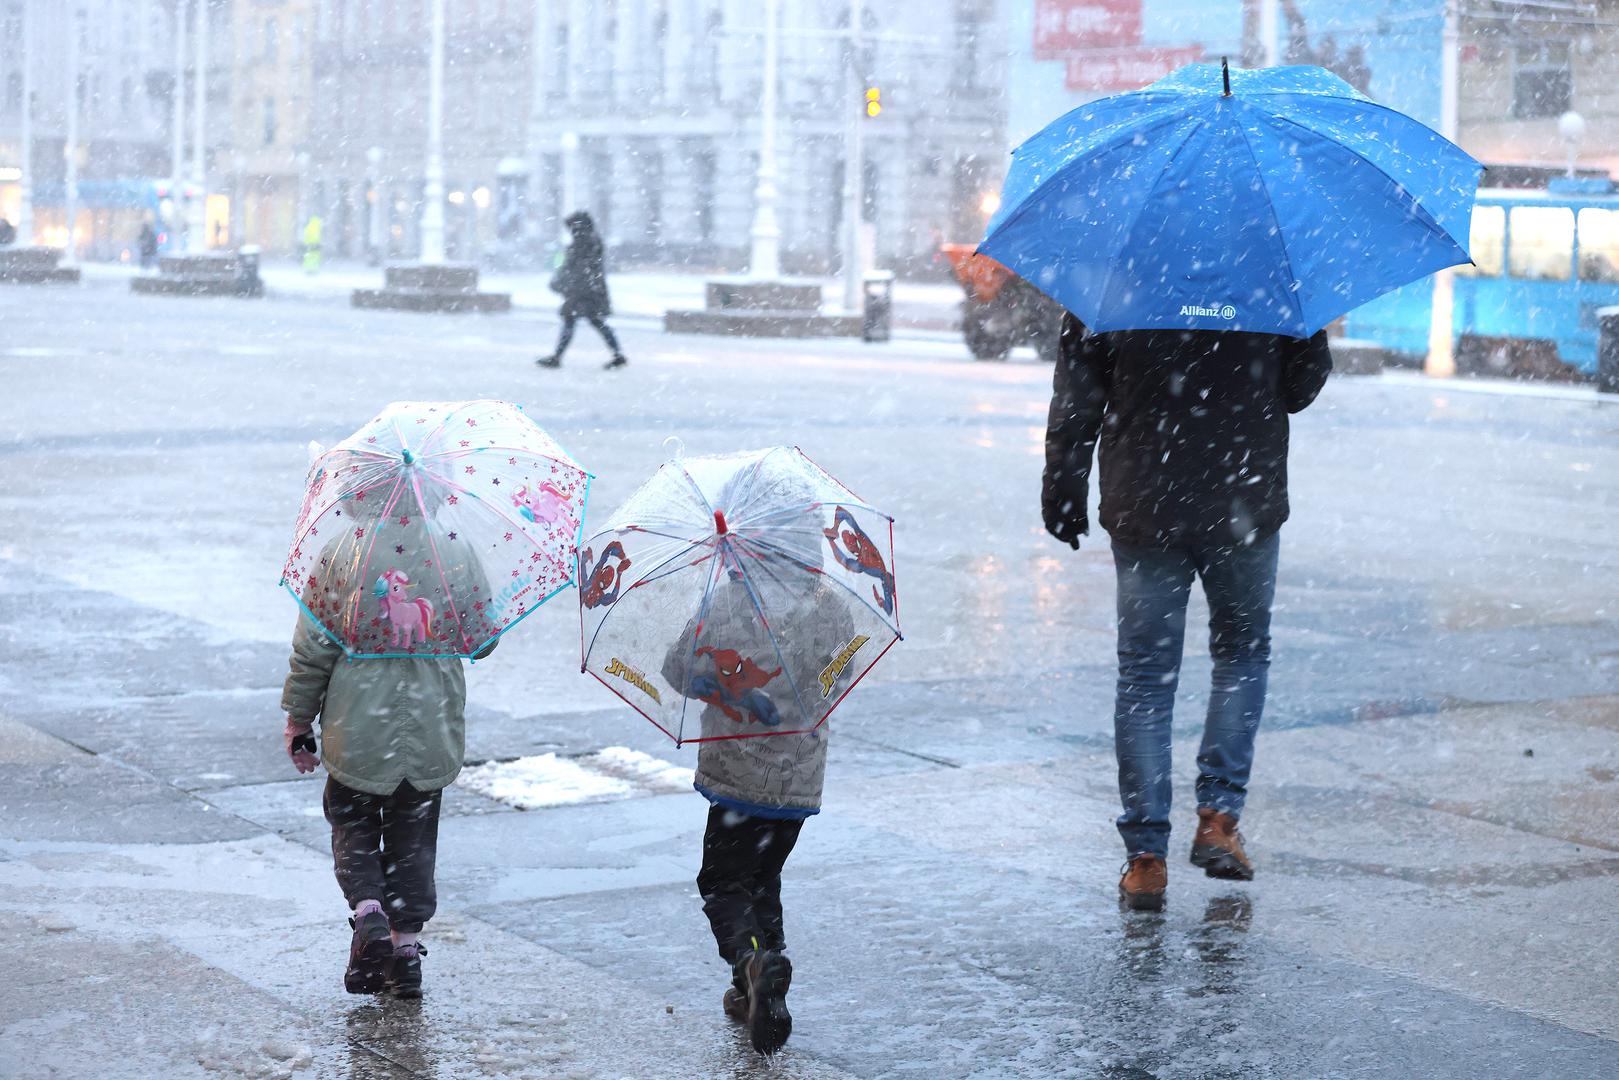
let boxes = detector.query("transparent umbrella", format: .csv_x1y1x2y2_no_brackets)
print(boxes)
280,399,590,658
580,446,902,745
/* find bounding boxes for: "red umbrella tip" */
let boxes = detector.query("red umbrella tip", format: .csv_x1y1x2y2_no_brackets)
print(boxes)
714,510,729,535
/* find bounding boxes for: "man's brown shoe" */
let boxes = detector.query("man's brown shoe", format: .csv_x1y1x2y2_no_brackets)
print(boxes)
1118,854,1167,912
1190,807,1255,881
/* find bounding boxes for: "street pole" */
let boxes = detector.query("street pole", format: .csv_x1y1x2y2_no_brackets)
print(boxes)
17,0,33,244
188,0,208,253
841,0,865,313
1425,0,1460,378
62,3,79,263
748,0,782,281
171,0,186,237
367,145,383,264
419,0,447,265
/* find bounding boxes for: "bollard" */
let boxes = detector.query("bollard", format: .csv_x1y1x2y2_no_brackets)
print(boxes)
862,271,894,343
1600,306,1619,394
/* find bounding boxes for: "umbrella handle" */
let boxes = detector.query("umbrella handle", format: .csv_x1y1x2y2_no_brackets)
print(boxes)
1223,57,1232,96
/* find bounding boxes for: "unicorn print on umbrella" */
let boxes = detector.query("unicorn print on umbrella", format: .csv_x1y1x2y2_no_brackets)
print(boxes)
375,569,438,648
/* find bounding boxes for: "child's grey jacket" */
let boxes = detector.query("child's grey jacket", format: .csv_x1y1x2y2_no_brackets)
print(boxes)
662,577,856,817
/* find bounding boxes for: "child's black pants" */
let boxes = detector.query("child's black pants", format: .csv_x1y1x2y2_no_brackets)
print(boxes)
696,803,804,964
324,777,441,933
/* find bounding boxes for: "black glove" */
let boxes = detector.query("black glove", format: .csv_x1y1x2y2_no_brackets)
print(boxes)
1043,498,1086,550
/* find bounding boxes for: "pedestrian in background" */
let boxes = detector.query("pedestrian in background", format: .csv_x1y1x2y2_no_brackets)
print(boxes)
536,211,628,370
302,214,323,274
280,489,494,999
137,216,159,270
1043,317,1331,912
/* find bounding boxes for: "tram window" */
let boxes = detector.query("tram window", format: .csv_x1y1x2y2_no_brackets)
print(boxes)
1577,208,1619,282
1457,205,1504,276
1508,206,1573,281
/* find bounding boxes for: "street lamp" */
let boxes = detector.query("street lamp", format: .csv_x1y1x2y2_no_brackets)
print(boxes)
16,0,34,245
62,4,80,264
188,0,210,253
748,0,782,281
419,0,447,264
1559,110,1587,180
366,145,383,265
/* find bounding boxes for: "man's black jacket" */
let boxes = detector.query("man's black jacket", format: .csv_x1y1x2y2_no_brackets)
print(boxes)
1043,316,1332,549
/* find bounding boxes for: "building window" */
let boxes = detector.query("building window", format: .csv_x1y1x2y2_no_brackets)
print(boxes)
1578,208,1619,282
1513,41,1571,120
552,22,568,97
693,149,715,244
5,72,19,113
1456,204,1504,277
651,7,668,99
263,95,277,146
264,16,279,63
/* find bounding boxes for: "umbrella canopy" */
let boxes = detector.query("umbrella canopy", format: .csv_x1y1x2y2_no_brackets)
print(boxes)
580,447,901,745
979,62,1483,338
280,400,590,658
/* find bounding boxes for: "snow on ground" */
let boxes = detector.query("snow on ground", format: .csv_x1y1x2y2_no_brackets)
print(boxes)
461,747,694,810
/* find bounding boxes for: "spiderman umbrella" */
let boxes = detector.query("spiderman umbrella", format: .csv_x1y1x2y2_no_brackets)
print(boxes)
580,447,902,746
280,399,591,658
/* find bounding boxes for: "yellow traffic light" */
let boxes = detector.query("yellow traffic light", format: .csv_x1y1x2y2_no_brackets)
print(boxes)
865,85,882,118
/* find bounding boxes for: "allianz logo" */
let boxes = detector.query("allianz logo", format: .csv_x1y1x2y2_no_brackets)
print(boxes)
1180,302,1237,320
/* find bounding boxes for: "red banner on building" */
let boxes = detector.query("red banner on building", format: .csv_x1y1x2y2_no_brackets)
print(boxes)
1033,0,1143,60
1064,46,1204,92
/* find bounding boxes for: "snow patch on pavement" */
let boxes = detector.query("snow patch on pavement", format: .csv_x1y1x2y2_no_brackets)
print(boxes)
460,748,692,810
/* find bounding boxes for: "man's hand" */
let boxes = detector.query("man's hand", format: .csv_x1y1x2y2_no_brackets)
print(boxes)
1043,508,1085,550
284,717,320,774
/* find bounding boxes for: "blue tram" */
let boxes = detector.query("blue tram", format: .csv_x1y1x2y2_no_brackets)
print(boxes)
1344,180,1619,376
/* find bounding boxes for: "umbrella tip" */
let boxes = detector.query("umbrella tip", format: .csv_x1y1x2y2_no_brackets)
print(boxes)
401,448,415,465
714,510,729,535
1222,57,1232,96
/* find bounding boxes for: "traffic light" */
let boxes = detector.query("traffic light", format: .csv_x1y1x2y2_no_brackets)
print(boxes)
864,85,882,119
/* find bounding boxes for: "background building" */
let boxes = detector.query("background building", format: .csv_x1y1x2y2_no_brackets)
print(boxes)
229,0,313,256
304,0,1008,273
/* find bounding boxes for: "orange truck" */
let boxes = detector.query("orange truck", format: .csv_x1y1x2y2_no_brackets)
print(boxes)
938,243,1067,362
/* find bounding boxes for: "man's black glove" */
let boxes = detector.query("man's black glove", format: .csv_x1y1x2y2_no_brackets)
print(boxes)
1043,504,1085,550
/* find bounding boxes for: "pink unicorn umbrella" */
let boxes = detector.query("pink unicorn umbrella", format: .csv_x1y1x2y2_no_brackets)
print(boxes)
280,400,590,658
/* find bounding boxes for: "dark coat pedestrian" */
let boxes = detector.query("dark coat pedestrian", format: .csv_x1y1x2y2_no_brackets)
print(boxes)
0,218,15,246
137,222,159,269
1043,314,1331,910
537,211,627,369
1043,317,1332,549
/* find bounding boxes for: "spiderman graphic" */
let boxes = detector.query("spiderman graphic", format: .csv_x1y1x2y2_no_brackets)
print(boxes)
689,646,783,726
580,541,631,609
824,506,895,616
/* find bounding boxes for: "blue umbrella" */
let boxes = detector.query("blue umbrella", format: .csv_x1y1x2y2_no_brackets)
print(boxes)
979,62,1482,338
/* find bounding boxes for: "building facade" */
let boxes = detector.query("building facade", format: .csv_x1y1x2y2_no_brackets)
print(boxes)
305,0,1008,272
0,0,235,258
228,0,313,256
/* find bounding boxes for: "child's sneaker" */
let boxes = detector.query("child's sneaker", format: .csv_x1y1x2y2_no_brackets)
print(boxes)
385,942,427,999
344,910,393,994
738,949,793,1055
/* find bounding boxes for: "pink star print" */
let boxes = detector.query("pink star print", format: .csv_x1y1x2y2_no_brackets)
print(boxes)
447,495,459,505
354,528,365,539
398,516,410,526
503,532,513,541
460,440,470,448
465,466,476,475
467,418,478,427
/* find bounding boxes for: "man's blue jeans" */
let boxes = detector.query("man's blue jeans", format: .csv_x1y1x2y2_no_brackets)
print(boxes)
1110,533,1280,858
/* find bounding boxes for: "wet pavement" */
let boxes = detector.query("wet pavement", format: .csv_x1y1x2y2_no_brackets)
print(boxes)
2,278,1617,1078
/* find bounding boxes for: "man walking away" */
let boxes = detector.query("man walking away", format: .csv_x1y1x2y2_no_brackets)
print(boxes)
1043,315,1331,912
536,211,628,370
